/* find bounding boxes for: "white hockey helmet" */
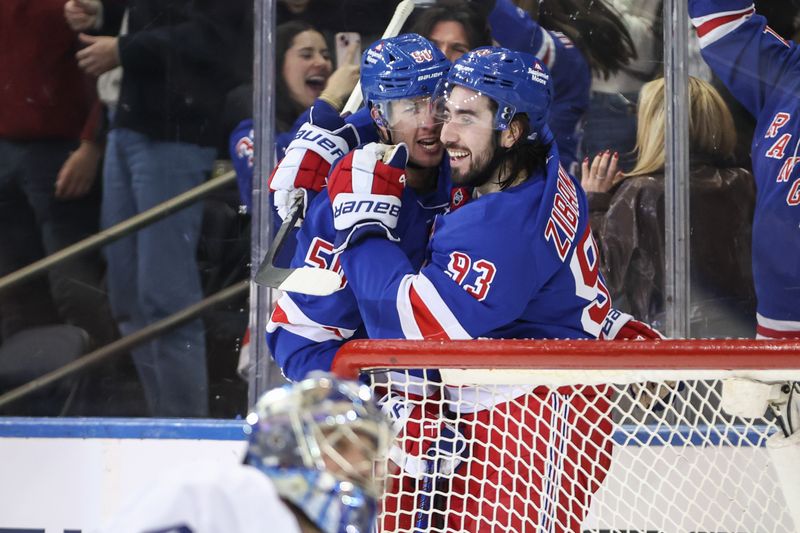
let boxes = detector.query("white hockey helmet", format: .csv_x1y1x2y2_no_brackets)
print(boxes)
243,373,390,533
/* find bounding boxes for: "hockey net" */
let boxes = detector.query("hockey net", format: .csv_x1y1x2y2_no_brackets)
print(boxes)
332,339,800,533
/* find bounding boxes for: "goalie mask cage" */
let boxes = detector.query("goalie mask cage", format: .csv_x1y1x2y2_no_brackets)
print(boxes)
332,339,800,533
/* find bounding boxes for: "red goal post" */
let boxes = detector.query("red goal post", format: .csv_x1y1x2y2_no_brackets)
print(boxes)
333,339,800,533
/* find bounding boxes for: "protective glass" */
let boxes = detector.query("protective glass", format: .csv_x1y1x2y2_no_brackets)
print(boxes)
373,95,440,130
431,80,509,136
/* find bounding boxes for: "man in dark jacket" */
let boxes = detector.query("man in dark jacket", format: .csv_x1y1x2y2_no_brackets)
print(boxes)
69,0,248,417
0,1,117,346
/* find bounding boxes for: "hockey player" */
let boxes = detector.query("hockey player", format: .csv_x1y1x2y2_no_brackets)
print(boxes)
93,374,390,533
325,47,615,532
266,34,453,382
688,0,800,339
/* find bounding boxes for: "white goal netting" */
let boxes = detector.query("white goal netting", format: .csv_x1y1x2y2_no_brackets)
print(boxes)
334,339,800,533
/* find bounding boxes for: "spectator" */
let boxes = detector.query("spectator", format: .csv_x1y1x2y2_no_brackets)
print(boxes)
408,1,493,62
582,77,757,337
580,0,662,172
230,20,359,213
0,1,117,347
70,0,248,417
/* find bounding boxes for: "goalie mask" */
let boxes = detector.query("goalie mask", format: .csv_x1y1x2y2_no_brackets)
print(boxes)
243,374,390,533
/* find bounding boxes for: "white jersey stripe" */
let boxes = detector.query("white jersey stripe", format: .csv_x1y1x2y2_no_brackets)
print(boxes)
757,313,800,331
691,5,754,48
266,293,355,342
409,274,471,340
536,28,557,69
396,274,424,339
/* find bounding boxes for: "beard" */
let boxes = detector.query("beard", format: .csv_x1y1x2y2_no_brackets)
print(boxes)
447,133,504,188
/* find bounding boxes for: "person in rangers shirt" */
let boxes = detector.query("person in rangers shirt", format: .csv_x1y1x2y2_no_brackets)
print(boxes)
324,47,618,533
689,0,800,339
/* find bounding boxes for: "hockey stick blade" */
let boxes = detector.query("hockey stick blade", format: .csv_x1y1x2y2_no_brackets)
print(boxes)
254,195,342,296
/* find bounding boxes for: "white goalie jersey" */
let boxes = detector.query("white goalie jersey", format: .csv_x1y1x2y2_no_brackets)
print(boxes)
93,464,301,533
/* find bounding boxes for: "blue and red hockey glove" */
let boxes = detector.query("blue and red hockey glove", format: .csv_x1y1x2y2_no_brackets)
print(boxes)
327,142,409,252
269,103,360,221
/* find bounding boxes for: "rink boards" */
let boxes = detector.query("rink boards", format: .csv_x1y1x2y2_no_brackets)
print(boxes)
0,418,785,533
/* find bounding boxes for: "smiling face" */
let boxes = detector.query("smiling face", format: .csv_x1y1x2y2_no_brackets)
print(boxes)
439,85,498,187
372,96,444,170
282,29,333,109
428,20,471,63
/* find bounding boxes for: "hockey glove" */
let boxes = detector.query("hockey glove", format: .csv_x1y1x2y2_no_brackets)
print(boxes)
327,142,409,252
269,103,360,221
378,390,467,479
600,309,665,340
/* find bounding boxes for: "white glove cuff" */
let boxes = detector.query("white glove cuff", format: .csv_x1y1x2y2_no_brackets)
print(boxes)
332,193,402,230
285,122,351,164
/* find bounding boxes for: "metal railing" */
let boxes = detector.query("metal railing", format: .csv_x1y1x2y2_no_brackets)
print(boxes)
0,280,249,410
0,169,248,408
0,170,236,296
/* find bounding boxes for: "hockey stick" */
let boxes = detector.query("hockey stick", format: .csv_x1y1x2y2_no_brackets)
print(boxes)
254,194,342,296
255,0,416,296
342,0,416,114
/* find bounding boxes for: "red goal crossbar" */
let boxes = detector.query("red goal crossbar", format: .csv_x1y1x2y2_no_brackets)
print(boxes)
332,338,800,378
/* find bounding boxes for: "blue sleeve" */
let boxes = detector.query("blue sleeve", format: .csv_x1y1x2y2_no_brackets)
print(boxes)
548,42,590,170
488,0,589,169
265,195,363,380
488,0,545,54
279,100,379,152
339,214,536,340
689,0,800,117
345,107,380,146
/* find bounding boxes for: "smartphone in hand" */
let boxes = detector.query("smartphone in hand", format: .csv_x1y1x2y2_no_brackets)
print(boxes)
335,32,361,69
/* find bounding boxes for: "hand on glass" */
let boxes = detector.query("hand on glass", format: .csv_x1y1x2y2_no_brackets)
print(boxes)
580,150,624,193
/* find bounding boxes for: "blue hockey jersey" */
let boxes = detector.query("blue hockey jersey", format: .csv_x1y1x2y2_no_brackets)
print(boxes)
689,0,800,337
339,143,613,343
266,158,452,381
489,0,591,171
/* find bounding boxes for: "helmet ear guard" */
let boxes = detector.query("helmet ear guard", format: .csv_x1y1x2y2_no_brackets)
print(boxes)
440,47,554,144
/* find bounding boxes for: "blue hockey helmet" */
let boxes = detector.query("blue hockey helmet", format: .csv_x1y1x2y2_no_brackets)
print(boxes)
243,373,390,533
361,33,450,127
435,46,554,143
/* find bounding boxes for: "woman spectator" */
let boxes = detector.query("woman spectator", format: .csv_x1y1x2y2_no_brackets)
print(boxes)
229,20,359,211
580,0,662,172
582,77,757,337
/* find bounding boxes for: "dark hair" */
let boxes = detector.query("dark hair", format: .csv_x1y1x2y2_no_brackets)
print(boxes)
275,20,319,133
409,1,492,51
496,114,549,190
537,0,637,79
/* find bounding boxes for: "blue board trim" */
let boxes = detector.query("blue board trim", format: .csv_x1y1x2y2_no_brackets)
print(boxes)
0,418,776,446
613,423,776,447
0,417,247,440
